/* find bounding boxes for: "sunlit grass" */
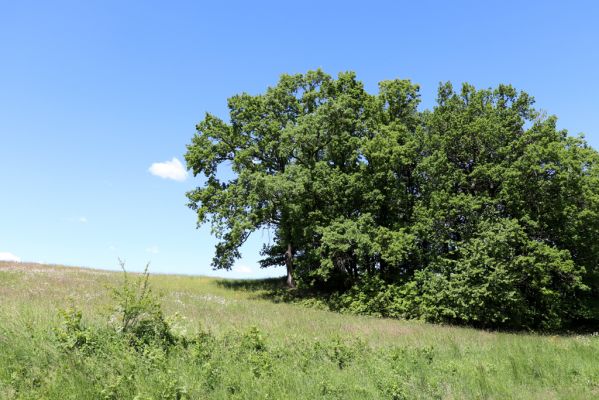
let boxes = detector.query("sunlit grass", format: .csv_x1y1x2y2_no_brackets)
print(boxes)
1,261,598,399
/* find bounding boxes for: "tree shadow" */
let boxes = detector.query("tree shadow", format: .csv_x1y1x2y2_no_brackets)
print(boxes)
214,277,599,335
215,277,287,293
215,277,325,305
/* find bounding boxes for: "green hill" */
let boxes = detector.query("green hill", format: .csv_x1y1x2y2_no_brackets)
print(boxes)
1,261,598,399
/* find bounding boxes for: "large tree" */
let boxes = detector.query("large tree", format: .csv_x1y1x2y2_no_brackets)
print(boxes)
185,70,377,287
186,71,599,329
404,83,598,328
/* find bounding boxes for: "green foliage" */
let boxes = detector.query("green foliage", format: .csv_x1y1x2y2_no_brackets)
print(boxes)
323,336,362,370
111,261,175,349
55,304,96,353
409,219,586,329
240,325,267,352
186,70,599,330
329,275,406,318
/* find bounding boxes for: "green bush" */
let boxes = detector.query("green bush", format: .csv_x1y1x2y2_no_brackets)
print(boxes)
330,275,406,318
323,219,586,330
410,219,586,329
55,305,96,353
110,261,176,349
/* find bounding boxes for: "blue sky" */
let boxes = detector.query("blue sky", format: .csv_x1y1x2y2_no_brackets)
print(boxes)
1,1,598,277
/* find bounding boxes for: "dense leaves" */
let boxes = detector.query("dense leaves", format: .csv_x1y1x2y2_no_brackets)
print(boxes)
186,70,599,330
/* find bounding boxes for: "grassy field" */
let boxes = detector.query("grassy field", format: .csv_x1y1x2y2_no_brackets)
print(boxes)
1,261,598,399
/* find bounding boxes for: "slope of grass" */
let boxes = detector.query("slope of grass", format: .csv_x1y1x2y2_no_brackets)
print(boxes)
1,261,598,399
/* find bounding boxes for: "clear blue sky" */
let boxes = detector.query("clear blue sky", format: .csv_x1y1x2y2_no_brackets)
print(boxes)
1,1,598,277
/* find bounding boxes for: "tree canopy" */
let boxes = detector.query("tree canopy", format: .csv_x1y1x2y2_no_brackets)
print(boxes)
185,70,599,330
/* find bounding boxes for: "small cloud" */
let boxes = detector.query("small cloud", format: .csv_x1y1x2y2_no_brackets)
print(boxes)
233,264,253,274
146,246,159,254
149,157,188,181
0,252,21,262
108,245,117,251
78,216,88,223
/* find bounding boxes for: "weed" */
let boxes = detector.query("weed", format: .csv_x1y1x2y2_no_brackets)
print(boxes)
110,260,175,349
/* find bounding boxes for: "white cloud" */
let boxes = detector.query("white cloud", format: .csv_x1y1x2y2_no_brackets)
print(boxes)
149,157,188,181
108,245,117,251
68,216,88,224
146,246,159,254
233,264,253,274
0,252,21,262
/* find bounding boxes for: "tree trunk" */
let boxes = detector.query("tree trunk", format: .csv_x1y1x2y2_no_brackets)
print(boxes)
285,242,296,288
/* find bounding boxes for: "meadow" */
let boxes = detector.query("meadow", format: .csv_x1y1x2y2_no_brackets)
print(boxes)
1,261,598,399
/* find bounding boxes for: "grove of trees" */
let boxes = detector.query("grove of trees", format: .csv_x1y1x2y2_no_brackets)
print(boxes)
185,70,599,330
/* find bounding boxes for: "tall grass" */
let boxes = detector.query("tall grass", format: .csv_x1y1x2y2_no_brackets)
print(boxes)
1,261,598,399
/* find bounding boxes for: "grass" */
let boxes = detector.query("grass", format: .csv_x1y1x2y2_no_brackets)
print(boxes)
1,261,598,399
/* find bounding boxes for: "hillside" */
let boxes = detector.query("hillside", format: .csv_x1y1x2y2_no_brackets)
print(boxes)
1,261,598,399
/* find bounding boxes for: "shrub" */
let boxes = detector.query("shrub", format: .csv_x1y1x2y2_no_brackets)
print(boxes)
410,219,586,329
110,261,176,349
55,304,96,353
330,275,407,318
